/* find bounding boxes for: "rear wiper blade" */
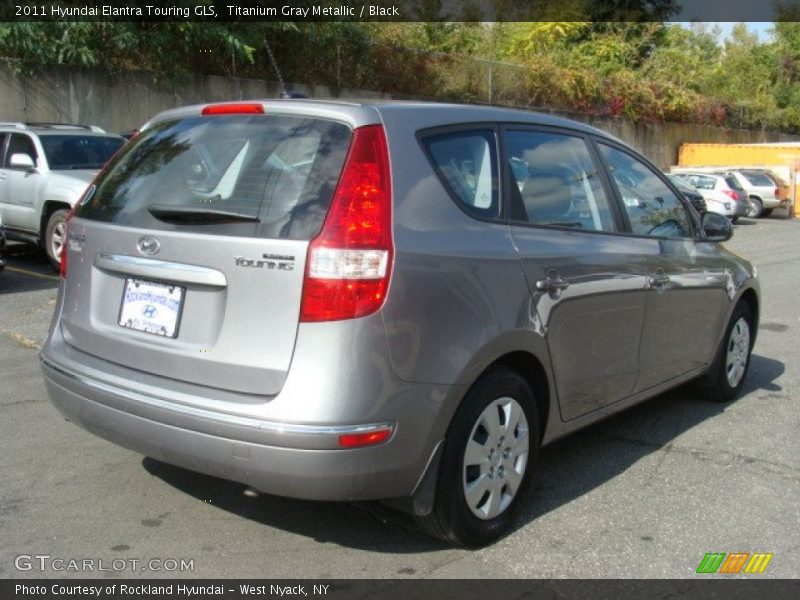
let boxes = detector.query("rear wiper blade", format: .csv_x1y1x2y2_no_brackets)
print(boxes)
148,205,260,223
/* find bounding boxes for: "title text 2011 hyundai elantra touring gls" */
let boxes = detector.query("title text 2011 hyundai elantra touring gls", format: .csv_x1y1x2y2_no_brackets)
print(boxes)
41,100,759,546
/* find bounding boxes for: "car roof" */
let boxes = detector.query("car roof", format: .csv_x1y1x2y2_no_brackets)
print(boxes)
0,122,121,137
142,99,625,144
32,130,123,138
676,171,725,179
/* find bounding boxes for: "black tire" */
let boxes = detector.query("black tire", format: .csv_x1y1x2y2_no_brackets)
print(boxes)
415,367,540,547
748,197,763,218
731,216,739,224
44,208,69,270
698,302,754,403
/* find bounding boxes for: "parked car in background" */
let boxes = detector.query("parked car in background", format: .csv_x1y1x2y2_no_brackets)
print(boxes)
672,171,749,221
0,123,125,268
41,100,759,546
666,174,707,214
720,169,783,218
0,213,6,274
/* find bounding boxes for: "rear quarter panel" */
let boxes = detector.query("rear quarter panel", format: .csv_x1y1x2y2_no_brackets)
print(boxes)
377,108,556,441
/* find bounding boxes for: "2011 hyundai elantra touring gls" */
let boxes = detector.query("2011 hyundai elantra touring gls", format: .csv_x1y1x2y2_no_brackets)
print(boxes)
41,100,759,546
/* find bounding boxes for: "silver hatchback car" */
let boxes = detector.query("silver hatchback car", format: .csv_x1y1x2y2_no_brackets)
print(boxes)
41,100,759,546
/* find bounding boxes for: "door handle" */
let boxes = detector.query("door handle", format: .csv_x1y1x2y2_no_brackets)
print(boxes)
648,273,671,288
535,274,570,293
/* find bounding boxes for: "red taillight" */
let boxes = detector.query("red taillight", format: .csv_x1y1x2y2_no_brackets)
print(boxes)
201,103,264,115
722,189,739,201
338,428,392,448
59,204,78,279
300,125,393,322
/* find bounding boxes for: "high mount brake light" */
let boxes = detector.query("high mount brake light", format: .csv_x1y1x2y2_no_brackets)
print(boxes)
201,103,265,116
300,125,393,322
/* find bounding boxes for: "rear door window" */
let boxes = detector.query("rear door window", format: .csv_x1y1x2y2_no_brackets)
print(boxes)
77,115,352,241
422,130,499,218
504,130,616,232
599,143,692,239
5,134,37,167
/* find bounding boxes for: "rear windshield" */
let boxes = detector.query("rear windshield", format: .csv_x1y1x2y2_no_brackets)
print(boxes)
76,115,352,241
40,135,124,170
740,170,774,186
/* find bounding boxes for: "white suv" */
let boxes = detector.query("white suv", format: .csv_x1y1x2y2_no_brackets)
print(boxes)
0,123,124,267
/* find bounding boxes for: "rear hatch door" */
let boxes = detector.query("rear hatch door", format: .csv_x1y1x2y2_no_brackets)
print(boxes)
60,110,353,396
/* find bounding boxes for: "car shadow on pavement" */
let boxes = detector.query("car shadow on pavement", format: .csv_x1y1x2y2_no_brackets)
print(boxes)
515,353,784,532
142,457,448,552
0,244,59,294
143,353,784,552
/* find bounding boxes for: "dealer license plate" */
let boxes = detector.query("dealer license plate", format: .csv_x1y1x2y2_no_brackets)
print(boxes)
118,278,185,338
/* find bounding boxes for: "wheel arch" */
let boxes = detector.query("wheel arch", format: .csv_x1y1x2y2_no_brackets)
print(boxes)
401,347,552,523
738,287,759,343
39,200,71,245
488,351,550,441
397,343,554,518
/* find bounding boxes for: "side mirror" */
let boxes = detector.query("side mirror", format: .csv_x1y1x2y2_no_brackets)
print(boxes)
701,211,733,242
9,153,36,171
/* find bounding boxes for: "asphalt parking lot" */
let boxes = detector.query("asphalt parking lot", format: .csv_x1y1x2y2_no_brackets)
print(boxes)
1,215,798,579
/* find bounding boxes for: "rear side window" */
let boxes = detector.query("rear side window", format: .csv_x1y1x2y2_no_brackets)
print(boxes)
77,115,352,241
505,130,616,232
599,144,691,239
740,170,774,186
40,135,124,170
422,130,499,218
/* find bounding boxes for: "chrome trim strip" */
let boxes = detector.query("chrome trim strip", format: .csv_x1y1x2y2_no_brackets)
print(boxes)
94,253,227,287
40,355,393,439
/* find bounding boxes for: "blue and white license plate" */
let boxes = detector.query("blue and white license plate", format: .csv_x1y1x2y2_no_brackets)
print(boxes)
118,278,185,338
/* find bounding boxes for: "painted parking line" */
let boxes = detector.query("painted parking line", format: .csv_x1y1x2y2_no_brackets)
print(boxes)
4,266,59,281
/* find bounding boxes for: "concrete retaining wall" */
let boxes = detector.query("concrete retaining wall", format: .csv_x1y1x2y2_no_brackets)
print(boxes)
0,66,796,168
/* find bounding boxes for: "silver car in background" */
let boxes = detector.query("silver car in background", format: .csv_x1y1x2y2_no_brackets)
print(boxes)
720,169,782,218
671,171,750,221
41,101,759,546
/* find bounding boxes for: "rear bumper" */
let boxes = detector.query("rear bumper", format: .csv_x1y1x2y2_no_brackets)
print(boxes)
40,351,448,502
